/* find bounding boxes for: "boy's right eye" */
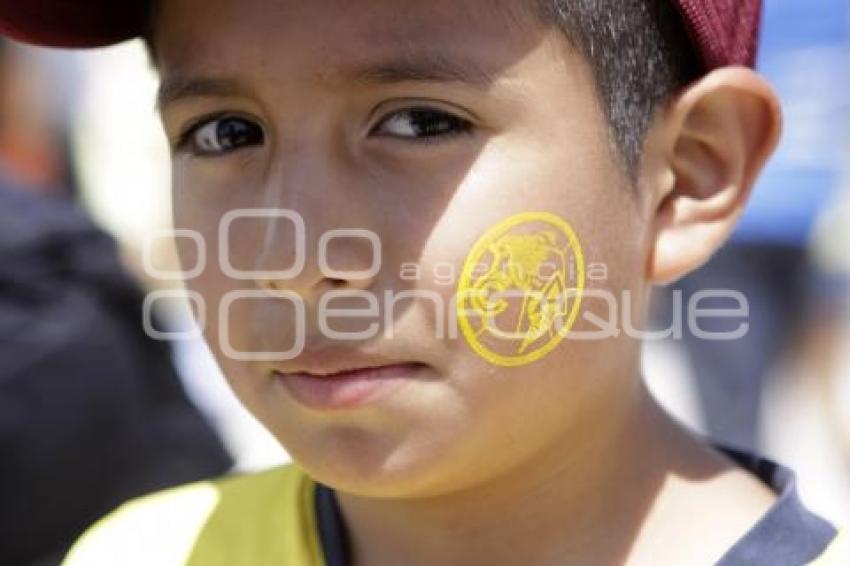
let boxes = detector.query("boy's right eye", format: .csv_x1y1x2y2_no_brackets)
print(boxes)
177,116,265,156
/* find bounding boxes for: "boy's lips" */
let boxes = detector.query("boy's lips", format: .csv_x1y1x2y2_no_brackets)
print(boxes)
270,349,431,410
269,347,425,376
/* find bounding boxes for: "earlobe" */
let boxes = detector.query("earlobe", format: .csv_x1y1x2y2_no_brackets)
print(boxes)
646,67,782,284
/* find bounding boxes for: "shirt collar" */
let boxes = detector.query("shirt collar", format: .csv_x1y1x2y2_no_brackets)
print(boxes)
313,446,838,566
715,446,837,565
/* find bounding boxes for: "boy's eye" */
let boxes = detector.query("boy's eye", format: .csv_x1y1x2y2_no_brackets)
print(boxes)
179,116,264,156
371,107,473,141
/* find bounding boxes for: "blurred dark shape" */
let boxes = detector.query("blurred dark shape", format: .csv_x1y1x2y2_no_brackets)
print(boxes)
0,35,231,566
0,35,232,565
0,178,232,564
660,244,810,449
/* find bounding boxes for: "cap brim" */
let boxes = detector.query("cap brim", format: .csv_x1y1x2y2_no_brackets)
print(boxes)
0,0,148,48
0,0,760,72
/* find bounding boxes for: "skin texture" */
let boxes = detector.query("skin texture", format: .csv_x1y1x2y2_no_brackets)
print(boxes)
153,1,782,564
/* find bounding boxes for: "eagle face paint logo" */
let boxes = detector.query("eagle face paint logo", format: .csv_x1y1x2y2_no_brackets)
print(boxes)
456,212,585,367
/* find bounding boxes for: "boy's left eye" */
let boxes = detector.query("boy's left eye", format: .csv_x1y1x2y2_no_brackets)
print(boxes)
371,107,473,141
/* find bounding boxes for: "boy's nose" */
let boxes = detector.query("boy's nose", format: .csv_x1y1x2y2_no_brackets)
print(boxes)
253,222,381,300
250,152,382,301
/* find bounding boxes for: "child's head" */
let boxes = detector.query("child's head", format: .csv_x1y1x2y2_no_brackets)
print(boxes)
1,0,780,497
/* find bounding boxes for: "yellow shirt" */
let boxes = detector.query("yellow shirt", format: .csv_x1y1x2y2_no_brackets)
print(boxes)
62,463,325,566
63,454,848,565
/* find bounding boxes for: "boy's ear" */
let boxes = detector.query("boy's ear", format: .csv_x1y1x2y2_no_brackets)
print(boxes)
643,67,782,284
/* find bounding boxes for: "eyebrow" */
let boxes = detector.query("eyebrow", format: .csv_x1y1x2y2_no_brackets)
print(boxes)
347,52,498,88
157,77,249,110
157,53,499,109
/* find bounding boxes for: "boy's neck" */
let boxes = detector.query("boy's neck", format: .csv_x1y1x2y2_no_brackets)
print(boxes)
335,376,776,565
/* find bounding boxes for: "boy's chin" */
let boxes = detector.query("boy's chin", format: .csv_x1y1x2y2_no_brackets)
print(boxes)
276,424,495,499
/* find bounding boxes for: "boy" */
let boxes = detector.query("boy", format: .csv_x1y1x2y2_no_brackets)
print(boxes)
1,0,846,564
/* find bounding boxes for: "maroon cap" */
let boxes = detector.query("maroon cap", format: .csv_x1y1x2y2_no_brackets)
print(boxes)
0,1,148,48
672,0,762,69
0,0,761,69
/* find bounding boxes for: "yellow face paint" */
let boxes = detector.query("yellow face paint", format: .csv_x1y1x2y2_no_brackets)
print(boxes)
456,212,585,367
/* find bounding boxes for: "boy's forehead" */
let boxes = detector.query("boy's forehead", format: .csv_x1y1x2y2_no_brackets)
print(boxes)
154,0,547,79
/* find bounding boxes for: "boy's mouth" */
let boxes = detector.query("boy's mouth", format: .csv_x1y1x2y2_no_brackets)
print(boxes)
271,350,430,410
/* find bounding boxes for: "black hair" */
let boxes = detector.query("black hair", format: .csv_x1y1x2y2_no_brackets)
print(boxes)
537,0,701,177
142,0,700,178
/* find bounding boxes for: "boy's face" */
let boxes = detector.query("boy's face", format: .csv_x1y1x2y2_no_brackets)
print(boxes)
157,0,651,496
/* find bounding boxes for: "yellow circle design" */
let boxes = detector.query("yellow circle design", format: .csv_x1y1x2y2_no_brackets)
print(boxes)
456,212,585,367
